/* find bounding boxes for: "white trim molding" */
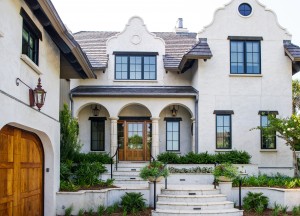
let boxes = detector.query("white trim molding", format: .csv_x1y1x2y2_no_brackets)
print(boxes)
20,54,43,75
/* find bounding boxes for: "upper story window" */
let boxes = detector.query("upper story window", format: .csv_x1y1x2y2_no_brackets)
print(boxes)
238,3,252,17
20,8,42,66
114,52,157,80
230,40,261,74
259,111,277,149
22,23,39,65
214,110,234,149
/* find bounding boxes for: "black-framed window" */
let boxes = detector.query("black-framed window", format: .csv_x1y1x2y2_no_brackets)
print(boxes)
216,115,232,149
166,120,180,151
22,22,39,65
91,119,105,151
230,40,260,74
115,55,156,80
260,115,276,149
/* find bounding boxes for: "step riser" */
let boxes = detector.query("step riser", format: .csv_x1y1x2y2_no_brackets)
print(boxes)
115,167,142,172
152,211,243,216
156,203,234,210
162,190,220,196
157,196,227,203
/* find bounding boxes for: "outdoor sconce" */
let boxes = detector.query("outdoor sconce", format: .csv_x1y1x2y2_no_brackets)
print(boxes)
170,105,179,117
16,77,47,111
92,104,101,116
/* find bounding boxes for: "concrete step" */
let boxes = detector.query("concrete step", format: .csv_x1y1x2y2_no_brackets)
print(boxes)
152,208,243,216
161,188,220,196
156,201,234,210
114,179,149,187
157,194,227,203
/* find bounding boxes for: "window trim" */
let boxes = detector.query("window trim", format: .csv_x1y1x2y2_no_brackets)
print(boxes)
260,113,277,150
230,40,261,74
215,114,232,150
114,54,157,80
89,117,106,151
166,120,180,151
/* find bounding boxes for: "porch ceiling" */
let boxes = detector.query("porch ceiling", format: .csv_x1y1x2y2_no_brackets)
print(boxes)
71,86,198,97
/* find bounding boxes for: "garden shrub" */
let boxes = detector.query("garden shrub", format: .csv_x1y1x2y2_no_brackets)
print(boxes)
233,174,300,189
120,192,146,213
75,162,106,186
60,180,79,191
243,192,269,211
73,152,111,164
60,160,73,181
157,150,251,164
168,166,213,173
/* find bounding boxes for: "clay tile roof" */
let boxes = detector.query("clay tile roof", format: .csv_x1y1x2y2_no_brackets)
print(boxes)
73,31,212,72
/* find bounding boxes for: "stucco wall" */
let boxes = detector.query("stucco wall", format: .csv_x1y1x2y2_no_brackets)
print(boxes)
196,0,293,169
0,1,61,215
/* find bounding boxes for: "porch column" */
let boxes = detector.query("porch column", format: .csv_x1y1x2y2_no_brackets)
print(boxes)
151,117,160,158
110,117,119,157
191,117,196,153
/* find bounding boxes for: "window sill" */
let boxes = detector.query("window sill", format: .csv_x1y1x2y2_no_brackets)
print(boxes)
229,74,262,77
260,149,277,152
113,80,158,83
20,54,42,75
215,149,232,152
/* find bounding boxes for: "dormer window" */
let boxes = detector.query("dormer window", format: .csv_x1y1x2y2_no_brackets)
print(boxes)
114,52,157,80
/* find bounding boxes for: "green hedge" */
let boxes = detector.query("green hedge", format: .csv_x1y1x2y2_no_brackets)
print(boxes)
157,150,251,164
73,152,111,164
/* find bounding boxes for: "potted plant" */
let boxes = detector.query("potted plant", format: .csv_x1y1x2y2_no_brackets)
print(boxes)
213,163,238,182
139,161,169,182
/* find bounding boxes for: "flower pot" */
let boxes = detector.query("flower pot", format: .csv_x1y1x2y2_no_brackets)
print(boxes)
148,176,164,182
218,176,232,182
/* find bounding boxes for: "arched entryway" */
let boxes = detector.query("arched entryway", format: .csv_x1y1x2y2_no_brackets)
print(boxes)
118,104,152,161
0,125,44,216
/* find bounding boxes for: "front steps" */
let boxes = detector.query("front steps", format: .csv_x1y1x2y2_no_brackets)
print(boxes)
152,185,243,216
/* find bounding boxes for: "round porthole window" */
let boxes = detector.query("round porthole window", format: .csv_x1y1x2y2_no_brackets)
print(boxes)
238,3,252,16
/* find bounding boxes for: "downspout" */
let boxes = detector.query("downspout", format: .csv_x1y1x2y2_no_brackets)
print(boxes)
69,92,74,117
195,94,199,153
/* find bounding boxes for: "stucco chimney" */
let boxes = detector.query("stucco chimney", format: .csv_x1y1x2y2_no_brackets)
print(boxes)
175,18,189,33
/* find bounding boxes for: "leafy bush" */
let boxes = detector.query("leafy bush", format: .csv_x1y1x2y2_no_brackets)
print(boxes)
78,209,85,216
60,104,82,162
60,160,73,181
243,192,269,211
121,192,146,213
233,174,300,188
73,152,111,164
106,203,119,215
75,162,106,186
60,180,79,191
157,150,251,164
97,205,105,216
157,152,180,163
168,166,213,173
64,205,73,216
213,163,239,180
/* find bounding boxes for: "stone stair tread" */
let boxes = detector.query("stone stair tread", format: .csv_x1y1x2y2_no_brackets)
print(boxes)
165,185,215,190
156,201,233,206
158,194,226,198
153,208,243,214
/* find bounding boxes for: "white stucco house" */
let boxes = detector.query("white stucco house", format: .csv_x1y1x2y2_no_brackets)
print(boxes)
69,0,300,175
0,0,95,215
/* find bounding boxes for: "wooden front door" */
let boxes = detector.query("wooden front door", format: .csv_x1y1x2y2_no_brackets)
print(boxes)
118,121,151,161
0,126,43,216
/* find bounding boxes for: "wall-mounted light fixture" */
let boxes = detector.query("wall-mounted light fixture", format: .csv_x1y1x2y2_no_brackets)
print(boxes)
92,104,101,116
170,105,179,117
16,77,47,111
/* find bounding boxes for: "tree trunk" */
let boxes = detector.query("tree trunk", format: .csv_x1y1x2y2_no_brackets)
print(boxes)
293,150,299,177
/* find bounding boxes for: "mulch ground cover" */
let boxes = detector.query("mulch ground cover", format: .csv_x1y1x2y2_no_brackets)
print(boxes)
243,209,295,216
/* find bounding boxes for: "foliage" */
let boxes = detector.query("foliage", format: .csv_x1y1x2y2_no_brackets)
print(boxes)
60,180,79,191
253,114,300,176
60,160,73,181
293,79,300,114
64,205,73,216
157,150,251,164
139,161,169,180
232,174,300,188
120,192,146,213
213,163,238,180
292,205,300,216
106,203,119,215
97,205,105,216
78,208,85,216
73,152,111,164
168,166,213,174
243,192,269,211
75,162,106,186
87,208,94,216
60,104,82,162
99,178,115,187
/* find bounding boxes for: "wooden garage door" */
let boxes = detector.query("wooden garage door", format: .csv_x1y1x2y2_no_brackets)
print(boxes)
0,126,43,216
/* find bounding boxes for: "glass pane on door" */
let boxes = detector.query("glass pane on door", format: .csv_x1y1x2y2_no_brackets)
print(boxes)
127,123,143,150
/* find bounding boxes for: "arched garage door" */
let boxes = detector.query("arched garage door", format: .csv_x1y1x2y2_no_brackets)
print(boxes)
0,125,43,216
